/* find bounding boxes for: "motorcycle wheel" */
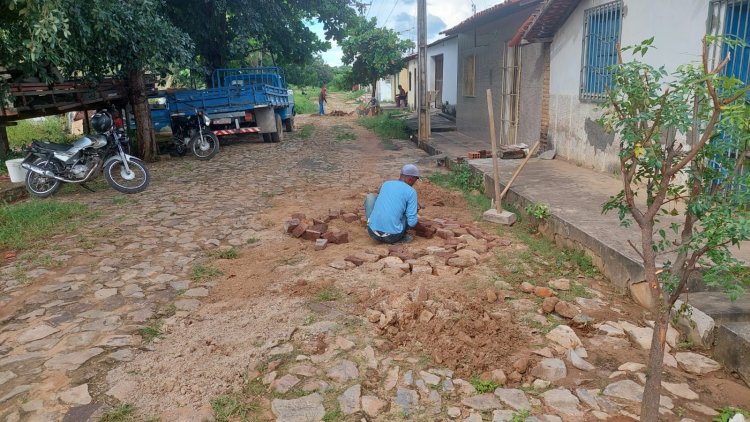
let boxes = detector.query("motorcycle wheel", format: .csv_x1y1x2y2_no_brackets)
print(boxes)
25,159,61,198
104,158,150,194
189,132,219,160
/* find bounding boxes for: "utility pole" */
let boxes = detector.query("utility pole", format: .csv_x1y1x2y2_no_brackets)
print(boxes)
417,0,430,142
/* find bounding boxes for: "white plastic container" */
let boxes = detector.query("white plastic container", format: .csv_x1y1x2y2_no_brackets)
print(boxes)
5,158,27,183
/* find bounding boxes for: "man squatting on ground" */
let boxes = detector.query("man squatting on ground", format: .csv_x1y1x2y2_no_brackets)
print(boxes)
364,164,422,244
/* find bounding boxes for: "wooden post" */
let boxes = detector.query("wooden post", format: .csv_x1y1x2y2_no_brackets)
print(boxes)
82,109,91,134
486,89,502,212
498,140,541,202
0,126,9,161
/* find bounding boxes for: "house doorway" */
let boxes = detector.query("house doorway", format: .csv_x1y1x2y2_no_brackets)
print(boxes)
433,54,444,106
499,44,521,145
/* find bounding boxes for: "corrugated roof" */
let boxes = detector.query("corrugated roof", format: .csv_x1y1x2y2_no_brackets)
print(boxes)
442,0,543,35
520,0,582,43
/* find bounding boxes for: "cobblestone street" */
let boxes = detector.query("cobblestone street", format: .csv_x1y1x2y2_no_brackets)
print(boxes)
1,95,749,422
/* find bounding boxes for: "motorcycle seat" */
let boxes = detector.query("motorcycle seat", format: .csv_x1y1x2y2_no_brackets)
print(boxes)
32,140,72,152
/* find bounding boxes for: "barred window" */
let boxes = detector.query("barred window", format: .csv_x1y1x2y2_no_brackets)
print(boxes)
580,1,623,101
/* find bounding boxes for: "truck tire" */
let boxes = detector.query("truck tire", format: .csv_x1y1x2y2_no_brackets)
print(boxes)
284,116,295,132
262,133,272,143
271,113,284,143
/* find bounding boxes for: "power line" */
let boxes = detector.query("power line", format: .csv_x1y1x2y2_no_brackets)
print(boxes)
384,0,400,26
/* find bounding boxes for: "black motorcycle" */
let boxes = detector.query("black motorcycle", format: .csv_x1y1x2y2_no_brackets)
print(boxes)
21,110,150,198
169,110,219,160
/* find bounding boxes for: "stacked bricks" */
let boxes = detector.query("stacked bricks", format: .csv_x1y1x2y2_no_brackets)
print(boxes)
286,208,367,249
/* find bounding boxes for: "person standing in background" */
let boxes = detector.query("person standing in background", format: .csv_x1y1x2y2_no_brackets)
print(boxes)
318,87,327,115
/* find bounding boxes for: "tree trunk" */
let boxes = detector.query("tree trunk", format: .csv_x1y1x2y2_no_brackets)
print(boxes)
371,79,377,98
642,309,669,421
127,69,157,162
0,126,9,161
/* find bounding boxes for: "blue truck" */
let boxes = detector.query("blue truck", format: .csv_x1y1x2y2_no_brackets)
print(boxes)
148,67,295,143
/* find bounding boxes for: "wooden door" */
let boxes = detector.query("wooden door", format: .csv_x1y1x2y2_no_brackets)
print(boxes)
433,54,444,106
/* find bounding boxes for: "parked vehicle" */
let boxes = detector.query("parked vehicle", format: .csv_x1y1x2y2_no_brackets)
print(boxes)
169,109,219,160
21,110,150,198
152,67,295,143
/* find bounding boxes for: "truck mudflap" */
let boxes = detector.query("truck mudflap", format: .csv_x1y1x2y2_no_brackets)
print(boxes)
213,127,262,136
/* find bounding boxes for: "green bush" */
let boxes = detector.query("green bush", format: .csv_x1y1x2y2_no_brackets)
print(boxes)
7,116,75,148
291,85,318,114
358,111,408,140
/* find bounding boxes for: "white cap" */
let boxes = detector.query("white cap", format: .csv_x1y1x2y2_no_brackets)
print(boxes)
401,164,420,178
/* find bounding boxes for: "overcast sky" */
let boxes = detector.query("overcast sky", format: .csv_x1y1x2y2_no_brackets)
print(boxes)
308,0,501,66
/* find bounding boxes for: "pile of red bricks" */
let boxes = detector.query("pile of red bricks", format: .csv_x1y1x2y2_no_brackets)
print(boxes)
285,209,364,250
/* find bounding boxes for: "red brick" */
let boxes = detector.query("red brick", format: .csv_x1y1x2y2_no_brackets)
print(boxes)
301,229,322,241
436,228,454,239
291,222,308,238
415,226,437,239
534,286,555,298
323,230,349,244
333,231,349,244
285,218,301,234
310,223,328,233
328,209,341,219
314,238,328,250
467,228,485,239
388,245,405,254
312,218,326,225
444,238,465,246
291,212,306,221
390,251,417,261
342,213,358,223
344,255,364,266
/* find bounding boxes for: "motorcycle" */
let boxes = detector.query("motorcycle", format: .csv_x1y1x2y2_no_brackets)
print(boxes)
169,110,219,160
21,110,151,198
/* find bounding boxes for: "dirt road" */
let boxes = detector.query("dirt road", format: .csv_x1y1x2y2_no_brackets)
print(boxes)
0,93,748,421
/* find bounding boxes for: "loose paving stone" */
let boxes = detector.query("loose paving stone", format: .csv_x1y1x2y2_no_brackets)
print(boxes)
44,348,104,370
184,287,209,297
442,378,455,392
447,406,461,419
109,349,134,362
619,321,653,350
0,384,32,403
175,299,201,311
494,388,530,410
58,384,92,405
675,352,721,374
392,388,419,415
326,360,359,383
271,393,326,422
545,325,582,349
603,380,643,402
22,400,43,412
549,278,571,290
661,381,699,400
618,362,646,372
530,358,567,382
575,388,601,411
272,374,300,393
461,393,503,410
362,395,387,417
402,369,413,386
338,383,361,414
464,413,483,422
427,390,441,414
383,366,399,391
419,370,441,386
17,324,60,344
685,402,719,416
453,378,477,395
568,349,595,371
335,336,355,351
492,410,516,422
0,371,17,386
541,388,583,419
288,364,318,377
94,288,118,299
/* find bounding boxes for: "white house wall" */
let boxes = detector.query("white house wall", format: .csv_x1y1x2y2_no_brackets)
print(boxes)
549,0,708,173
427,37,459,106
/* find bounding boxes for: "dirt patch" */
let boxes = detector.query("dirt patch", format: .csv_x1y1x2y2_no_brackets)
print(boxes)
357,285,529,379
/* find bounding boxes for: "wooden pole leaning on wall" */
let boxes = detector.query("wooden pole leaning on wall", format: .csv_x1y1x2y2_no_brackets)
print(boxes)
482,88,516,225
498,140,541,203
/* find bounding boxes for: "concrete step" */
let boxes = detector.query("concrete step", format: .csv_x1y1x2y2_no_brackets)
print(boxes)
714,322,750,386
680,292,750,324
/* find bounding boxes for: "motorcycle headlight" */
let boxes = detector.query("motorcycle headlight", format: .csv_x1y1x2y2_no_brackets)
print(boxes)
203,114,211,126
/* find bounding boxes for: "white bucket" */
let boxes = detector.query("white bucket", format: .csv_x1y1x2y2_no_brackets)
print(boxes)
5,158,27,183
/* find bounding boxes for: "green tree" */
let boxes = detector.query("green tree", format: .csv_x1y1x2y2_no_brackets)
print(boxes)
0,0,193,161
600,37,750,421
284,56,335,87
163,0,356,85
340,16,413,97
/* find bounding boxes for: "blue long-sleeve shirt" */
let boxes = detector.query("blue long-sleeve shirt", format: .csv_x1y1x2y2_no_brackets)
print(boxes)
368,180,418,234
